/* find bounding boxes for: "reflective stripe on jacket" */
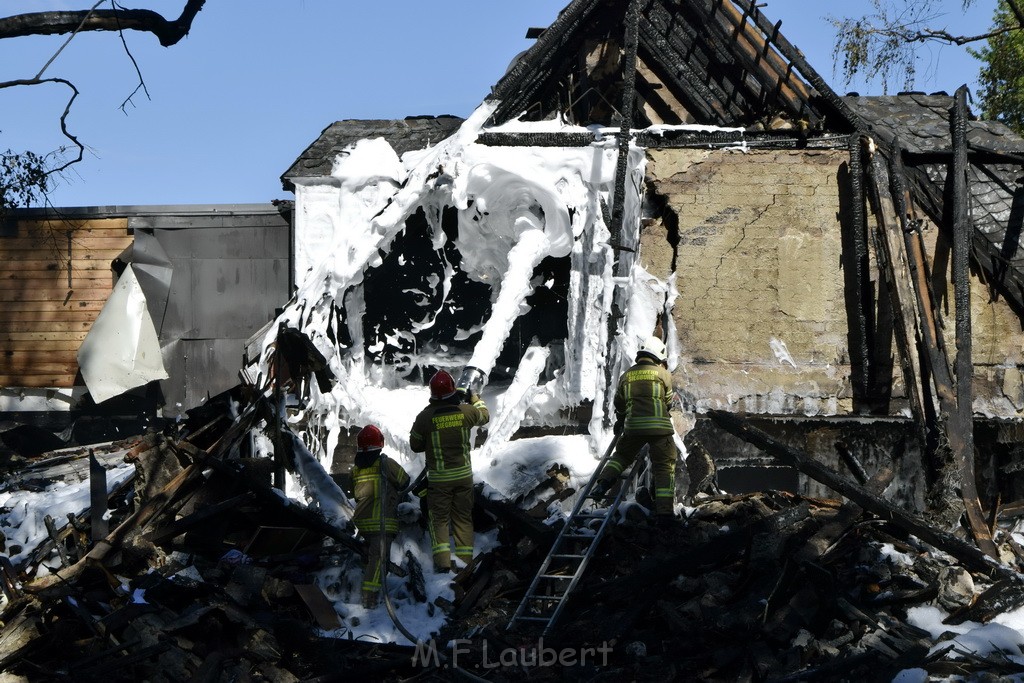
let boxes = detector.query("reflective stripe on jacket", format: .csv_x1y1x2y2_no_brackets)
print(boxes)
614,358,674,435
409,397,489,483
352,454,410,534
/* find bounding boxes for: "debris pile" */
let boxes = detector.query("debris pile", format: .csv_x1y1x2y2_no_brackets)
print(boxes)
3,393,1024,680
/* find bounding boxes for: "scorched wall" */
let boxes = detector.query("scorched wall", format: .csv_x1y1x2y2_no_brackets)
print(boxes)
643,147,1024,420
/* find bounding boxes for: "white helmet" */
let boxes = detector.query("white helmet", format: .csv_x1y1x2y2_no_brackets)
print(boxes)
638,336,667,363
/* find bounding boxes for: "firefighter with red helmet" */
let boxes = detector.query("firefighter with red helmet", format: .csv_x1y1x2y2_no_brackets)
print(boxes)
351,424,409,608
409,370,489,573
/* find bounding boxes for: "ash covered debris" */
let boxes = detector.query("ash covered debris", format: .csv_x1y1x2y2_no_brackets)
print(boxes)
3,391,1024,681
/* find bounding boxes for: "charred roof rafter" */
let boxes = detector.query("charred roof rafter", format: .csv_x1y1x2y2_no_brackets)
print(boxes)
486,0,854,130
638,3,749,124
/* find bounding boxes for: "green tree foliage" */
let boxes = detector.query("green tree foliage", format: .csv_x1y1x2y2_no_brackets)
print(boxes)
0,146,47,216
828,0,1016,95
969,1,1024,134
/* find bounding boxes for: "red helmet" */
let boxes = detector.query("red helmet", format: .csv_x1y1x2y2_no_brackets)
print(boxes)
429,370,457,399
356,425,385,452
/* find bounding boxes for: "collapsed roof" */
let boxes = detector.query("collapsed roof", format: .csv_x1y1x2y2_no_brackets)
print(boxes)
844,93,1024,312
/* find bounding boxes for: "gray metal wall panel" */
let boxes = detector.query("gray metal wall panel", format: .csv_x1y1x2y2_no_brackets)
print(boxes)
183,339,246,413
145,214,291,417
132,214,289,230
189,259,288,339
153,229,198,259
154,226,289,259
160,258,195,338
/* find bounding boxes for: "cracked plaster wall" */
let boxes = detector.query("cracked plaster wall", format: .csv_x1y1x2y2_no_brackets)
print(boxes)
643,147,1024,419
645,148,850,416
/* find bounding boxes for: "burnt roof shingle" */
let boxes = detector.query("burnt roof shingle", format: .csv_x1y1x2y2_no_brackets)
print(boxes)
281,116,464,192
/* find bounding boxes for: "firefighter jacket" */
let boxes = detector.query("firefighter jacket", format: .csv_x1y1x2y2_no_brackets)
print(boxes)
352,451,410,534
614,357,675,435
409,395,489,485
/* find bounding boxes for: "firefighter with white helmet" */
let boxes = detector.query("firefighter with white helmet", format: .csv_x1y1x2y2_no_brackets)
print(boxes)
409,370,489,572
592,336,680,524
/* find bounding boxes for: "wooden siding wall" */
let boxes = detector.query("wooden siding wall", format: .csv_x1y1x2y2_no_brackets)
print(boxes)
0,217,132,388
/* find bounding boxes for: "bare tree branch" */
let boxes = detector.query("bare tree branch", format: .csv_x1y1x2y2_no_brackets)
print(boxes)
880,23,1023,46
0,0,206,47
0,78,83,176
111,1,151,113
34,0,104,80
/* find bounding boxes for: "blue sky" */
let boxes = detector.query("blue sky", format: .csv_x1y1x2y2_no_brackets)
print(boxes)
0,0,998,208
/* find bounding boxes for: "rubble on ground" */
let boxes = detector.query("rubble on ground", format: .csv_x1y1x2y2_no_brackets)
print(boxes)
3,395,1024,681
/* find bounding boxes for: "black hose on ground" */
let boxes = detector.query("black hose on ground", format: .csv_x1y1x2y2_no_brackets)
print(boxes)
378,452,420,645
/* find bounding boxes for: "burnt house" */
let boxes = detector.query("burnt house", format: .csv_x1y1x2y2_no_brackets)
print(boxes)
278,0,1024,512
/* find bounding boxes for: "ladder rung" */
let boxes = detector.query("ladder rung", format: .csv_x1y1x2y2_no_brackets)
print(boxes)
551,554,586,559
574,513,606,519
540,574,574,580
514,616,551,622
562,533,596,539
525,595,561,601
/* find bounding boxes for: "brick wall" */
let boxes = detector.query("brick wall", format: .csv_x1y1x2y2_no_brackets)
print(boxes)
643,147,1024,418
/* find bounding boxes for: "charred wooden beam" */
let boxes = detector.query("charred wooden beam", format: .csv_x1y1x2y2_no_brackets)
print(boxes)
43,515,70,567
0,557,20,601
476,131,596,148
142,492,255,544
864,142,931,434
637,27,731,122
475,129,848,150
705,0,808,119
951,84,979,526
639,5,742,121
603,0,642,424
847,134,873,408
27,461,204,592
725,0,865,130
714,0,808,103
89,449,109,544
836,440,871,486
489,0,603,124
764,467,895,629
707,410,1015,580
20,474,134,574
891,138,995,556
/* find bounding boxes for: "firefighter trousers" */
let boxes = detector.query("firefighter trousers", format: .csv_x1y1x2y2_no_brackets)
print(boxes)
598,433,677,515
361,531,396,608
426,479,474,571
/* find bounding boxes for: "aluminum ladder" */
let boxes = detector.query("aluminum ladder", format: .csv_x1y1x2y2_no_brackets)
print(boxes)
507,437,644,635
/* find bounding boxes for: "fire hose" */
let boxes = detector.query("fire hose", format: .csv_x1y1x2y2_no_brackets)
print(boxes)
377,451,419,645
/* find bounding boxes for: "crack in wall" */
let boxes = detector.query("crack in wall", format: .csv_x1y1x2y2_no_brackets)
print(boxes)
692,195,779,311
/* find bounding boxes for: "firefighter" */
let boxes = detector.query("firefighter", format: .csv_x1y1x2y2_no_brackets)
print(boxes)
351,424,410,609
409,370,489,573
592,336,680,524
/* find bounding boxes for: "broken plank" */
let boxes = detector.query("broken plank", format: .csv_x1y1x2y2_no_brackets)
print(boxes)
89,450,109,545
142,493,255,544
294,583,342,630
708,410,1019,586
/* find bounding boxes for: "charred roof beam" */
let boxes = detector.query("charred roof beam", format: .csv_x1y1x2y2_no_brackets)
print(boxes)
636,31,725,122
714,0,863,130
639,7,745,123
690,0,813,126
